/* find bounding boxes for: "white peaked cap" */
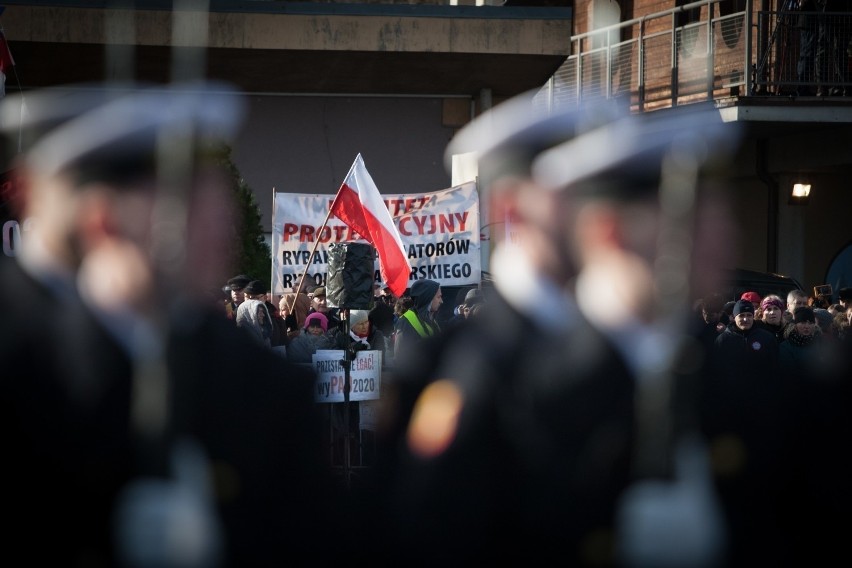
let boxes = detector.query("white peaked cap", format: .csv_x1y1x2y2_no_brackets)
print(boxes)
532,103,740,194
0,81,246,177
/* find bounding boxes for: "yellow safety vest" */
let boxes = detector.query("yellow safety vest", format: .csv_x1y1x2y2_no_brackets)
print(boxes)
401,309,436,338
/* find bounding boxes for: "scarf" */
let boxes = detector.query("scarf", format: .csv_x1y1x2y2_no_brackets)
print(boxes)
350,331,370,349
786,328,815,347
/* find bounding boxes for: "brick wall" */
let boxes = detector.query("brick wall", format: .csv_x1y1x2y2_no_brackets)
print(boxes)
564,0,755,109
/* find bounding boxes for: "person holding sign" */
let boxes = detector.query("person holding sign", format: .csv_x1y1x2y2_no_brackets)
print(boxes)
329,309,388,356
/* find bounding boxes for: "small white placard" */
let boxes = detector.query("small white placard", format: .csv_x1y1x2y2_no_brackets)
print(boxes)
312,350,382,403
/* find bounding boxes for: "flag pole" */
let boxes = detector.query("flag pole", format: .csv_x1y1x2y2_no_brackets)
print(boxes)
287,156,360,313
286,185,346,315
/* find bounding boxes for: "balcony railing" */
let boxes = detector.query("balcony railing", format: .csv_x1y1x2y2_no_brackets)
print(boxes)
755,5,852,96
536,0,852,112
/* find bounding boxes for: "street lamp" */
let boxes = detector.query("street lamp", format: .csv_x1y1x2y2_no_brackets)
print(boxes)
789,182,811,205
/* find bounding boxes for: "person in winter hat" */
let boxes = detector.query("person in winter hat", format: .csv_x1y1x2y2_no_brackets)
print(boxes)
713,300,780,377
755,294,787,342
393,279,442,357
779,307,821,376
740,291,761,306
286,312,332,364
328,309,388,360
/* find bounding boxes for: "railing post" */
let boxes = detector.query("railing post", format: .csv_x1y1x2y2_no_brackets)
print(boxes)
671,13,679,106
577,38,583,105
545,76,554,113
755,0,771,93
743,0,754,95
745,0,754,94
639,19,646,111
707,2,715,99
606,38,613,99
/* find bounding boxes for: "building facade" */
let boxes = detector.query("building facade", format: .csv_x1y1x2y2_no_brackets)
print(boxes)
1,0,850,297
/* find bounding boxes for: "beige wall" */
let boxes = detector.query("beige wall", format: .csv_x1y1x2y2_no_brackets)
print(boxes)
2,5,571,56
232,94,458,231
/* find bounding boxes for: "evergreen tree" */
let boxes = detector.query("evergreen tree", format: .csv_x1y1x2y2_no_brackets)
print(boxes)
216,145,271,286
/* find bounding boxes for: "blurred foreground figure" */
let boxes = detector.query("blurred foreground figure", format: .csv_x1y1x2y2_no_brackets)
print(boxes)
366,94,763,567
533,103,741,568
0,83,331,567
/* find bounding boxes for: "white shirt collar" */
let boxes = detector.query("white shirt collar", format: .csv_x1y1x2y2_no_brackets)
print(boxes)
575,269,677,380
491,243,580,333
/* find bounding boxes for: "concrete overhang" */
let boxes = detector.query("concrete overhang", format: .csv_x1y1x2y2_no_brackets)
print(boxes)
715,97,852,174
718,100,852,126
0,1,573,97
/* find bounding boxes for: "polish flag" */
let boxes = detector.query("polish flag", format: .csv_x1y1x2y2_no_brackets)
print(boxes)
330,154,410,298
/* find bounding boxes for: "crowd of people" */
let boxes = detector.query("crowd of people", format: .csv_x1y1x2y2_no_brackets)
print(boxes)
3,79,852,568
698,287,852,352
221,270,484,365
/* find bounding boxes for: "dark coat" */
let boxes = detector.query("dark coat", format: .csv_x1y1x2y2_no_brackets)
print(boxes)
328,325,387,359
0,256,336,567
713,323,779,377
308,307,341,332
286,329,334,365
703,321,852,566
754,318,787,343
392,308,440,356
364,291,636,566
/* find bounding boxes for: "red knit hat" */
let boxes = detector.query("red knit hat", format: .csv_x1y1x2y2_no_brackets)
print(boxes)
740,291,761,305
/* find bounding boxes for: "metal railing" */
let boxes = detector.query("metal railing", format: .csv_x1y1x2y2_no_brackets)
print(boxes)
536,0,852,112
755,5,852,95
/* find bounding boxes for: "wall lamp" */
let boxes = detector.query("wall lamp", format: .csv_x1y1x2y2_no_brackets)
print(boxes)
789,182,811,205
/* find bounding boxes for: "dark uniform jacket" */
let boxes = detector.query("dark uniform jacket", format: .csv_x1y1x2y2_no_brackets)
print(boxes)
364,291,636,566
0,256,335,567
713,323,779,377
704,321,837,567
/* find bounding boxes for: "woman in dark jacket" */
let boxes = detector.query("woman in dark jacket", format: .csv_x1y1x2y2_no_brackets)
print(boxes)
286,312,333,364
778,306,834,378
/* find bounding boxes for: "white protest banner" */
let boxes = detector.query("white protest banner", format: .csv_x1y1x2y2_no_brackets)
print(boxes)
312,350,382,403
272,182,480,295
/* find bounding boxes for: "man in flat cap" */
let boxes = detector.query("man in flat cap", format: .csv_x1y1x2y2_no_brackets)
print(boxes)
0,83,333,566
223,273,251,318
306,285,341,332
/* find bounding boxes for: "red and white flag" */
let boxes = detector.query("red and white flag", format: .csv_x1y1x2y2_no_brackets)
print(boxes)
330,154,410,297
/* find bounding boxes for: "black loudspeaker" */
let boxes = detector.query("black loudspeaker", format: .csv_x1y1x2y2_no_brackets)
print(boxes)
326,242,375,309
